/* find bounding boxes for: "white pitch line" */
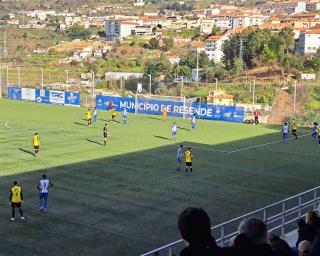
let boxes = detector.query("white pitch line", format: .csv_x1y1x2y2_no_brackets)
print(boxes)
189,146,229,153
4,121,11,129
227,133,311,154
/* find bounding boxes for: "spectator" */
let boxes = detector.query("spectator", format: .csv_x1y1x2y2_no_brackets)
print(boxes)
233,218,277,256
298,241,311,256
296,211,320,247
178,207,226,256
311,224,320,256
267,232,292,256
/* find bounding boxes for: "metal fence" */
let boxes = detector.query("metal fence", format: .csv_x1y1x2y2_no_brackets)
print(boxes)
140,186,320,256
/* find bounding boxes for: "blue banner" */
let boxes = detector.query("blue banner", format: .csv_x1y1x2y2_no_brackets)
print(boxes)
64,92,81,107
96,95,244,123
8,87,22,101
8,87,81,108
35,89,50,104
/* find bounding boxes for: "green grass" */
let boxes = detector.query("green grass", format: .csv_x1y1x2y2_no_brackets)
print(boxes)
0,99,320,256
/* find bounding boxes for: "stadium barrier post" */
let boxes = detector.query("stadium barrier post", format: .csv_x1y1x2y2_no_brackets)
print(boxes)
314,189,318,210
281,201,285,237
168,246,172,256
220,225,225,247
263,208,267,222
135,93,138,115
298,195,302,217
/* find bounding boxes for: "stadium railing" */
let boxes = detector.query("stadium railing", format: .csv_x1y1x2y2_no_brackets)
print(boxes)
139,186,320,256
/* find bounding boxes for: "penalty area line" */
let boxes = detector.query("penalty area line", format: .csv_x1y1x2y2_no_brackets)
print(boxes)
227,133,312,154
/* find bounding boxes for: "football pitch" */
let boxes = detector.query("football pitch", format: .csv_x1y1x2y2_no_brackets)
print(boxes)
0,99,320,256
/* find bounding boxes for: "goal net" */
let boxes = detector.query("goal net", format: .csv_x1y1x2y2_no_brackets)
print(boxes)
184,97,201,119
135,94,186,118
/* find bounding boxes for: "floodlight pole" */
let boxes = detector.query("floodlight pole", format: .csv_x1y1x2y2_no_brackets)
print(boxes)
40,68,44,89
148,74,152,95
65,69,69,82
6,65,9,87
293,80,297,115
252,79,255,112
92,72,95,108
180,76,184,98
0,65,2,99
17,67,21,87
215,78,218,91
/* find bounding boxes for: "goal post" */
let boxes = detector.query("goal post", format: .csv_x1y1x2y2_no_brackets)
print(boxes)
135,94,186,118
134,94,201,119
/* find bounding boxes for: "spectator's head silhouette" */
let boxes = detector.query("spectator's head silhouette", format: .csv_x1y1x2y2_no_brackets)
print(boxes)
178,207,212,247
238,218,267,244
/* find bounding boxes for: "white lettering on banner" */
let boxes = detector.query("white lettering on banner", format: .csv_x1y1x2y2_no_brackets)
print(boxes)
167,105,172,112
207,108,212,117
173,106,179,113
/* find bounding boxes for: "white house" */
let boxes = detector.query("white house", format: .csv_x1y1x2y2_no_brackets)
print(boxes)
105,19,139,39
205,34,229,63
133,0,145,7
262,1,306,15
232,13,266,29
296,29,320,55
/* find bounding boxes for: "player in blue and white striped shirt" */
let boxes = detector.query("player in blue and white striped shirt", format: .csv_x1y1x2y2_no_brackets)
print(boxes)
191,114,196,131
177,145,184,171
37,174,53,211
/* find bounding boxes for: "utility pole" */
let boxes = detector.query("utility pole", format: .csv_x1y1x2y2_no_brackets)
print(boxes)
239,38,244,74
65,69,69,82
0,65,2,99
3,31,7,58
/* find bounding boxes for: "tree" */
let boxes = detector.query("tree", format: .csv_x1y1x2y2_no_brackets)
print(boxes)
175,65,192,80
279,28,295,55
231,57,245,76
66,24,91,40
211,27,222,36
149,38,160,50
163,38,174,52
124,77,138,91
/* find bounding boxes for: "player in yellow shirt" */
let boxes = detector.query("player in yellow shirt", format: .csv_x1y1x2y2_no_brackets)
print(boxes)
87,109,92,127
33,132,40,157
9,181,24,221
111,107,117,122
291,119,298,139
162,106,167,121
184,147,193,174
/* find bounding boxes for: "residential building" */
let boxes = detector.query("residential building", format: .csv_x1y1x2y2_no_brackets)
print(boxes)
296,29,320,55
232,13,266,29
133,0,145,7
306,1,320,12
205,34,229,63
207,90,234,106
105,19,139,39
132,25,152,35
262,1,307,15
211,14,233,30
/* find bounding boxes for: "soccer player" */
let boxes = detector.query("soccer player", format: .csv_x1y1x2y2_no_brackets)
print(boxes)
93,107,97,124
191,113,196,131
123,107,127,124
111,107,117,122
162,106,167,121
33,132,40,157
37,174,53,211
312,122,318,140
9,181,24,221
177,145,184,171
103,124,108,147
184,147,193,174
171,122,177,141
282,122,289,143
291,119,298,139
87,108,92,127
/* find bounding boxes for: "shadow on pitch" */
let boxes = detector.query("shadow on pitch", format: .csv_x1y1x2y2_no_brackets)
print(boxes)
148,116,163,121
18,148,34,156
178,126,191,131
86,139,105,146
74,122,87,127
153,135,170,140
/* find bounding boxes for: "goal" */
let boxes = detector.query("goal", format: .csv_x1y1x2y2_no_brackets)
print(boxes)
135,94,188,118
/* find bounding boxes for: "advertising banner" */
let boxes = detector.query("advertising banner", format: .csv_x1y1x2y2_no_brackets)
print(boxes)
96,95,244,123
21,88,36,101
64,92,80,107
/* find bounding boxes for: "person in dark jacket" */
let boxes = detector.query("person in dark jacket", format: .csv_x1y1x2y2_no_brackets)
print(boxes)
268,232,292,256
232,218,277,256
178,207,227,256
296,218,317,247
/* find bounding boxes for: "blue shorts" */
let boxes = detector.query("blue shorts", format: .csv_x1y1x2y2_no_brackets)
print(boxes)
177,158,182,164
40,192,48,200
172,131,177,136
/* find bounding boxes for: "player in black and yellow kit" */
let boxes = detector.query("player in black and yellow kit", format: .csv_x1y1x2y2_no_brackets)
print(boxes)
111,108,117,122
184,147,193,174
87,109,92,127
33,133,40,157
291,119,298,139
103,124,108,147
9,181,24,221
